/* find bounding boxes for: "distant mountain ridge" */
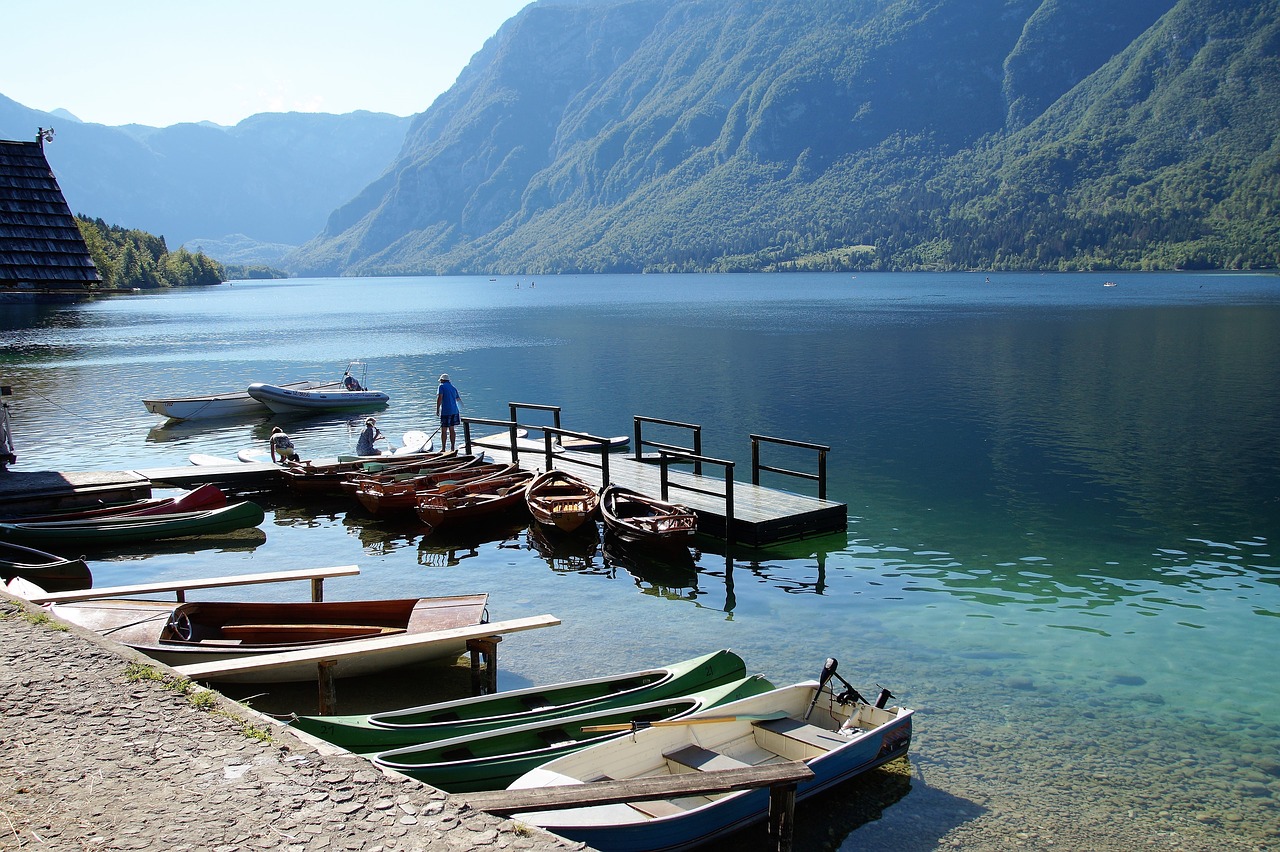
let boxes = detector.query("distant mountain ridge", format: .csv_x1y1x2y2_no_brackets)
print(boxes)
290,0,1279,274
0,96,410,256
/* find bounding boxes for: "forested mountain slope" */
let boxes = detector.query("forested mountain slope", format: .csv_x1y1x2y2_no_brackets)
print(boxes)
291,0,1278,275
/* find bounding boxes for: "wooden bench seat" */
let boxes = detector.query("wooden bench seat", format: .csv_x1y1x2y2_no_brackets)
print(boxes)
218,623,403,642
664,744,751,773
753,717,847,751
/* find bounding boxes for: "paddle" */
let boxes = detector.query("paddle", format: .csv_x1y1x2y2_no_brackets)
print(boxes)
803,657,840,720
581,712,789,733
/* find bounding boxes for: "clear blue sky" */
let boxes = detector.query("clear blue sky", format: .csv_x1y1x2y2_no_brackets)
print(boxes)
2,1,531,127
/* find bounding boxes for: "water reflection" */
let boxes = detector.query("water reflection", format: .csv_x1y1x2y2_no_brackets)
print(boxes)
525,522,604,574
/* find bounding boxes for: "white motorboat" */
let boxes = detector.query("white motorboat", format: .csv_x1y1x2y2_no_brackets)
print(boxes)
143,380,342,421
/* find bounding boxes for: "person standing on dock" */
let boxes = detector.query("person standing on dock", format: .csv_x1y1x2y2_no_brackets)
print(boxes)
436,374,462,453
269,426,299,464
356,417,383,456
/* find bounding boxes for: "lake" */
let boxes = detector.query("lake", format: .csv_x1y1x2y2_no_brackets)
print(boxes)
2,271,1278,849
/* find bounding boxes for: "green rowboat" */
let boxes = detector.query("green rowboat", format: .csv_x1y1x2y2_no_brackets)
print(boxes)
372,674,777,793
291,648,748,752
0,501,265,546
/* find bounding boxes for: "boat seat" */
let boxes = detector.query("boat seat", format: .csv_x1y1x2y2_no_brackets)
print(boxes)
218,624,403,642
628,798,688,818
521,694,553,711
664,744,751,773
752,717,846,751
537,727,575,747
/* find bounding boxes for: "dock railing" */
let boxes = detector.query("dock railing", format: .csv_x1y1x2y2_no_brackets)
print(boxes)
464,412,613,482
658,449,736,544
750,434,831,501
634,415,703,475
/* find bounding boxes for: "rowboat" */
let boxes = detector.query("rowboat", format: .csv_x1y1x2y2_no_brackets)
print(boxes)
279,451,455,497
0,540,92,592
247,382,389,413
525,470,600,534
143,380,342,421
505,661,914,852
290,648,748,753
558,435,630,452
599,485,697,548
0,501,265,546
0,484,226,523
373,675,777,792
49,594,490,683
415,469,535,531
350,460,512,515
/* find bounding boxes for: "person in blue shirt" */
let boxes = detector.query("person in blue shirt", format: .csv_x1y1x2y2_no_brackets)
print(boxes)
356,417,383,456
436,374,462,452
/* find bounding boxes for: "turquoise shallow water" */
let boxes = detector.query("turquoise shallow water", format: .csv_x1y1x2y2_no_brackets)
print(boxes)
2,271,1278,848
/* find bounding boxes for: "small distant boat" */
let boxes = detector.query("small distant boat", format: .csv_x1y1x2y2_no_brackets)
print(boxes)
600,485,697,548
505,660,914,852
50,594,490,683
0,501,265,546
290,648,750,753
0,484,226,523
373,675,777,793
558,435,630,452
525,470,599,534
1103,281,1117,287
0,540,92,592
415,469,535,531
143,380,341,421
246,382,389,414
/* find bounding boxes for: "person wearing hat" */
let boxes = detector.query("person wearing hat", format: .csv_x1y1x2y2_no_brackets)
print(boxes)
436,373,462,452
356,417,383,456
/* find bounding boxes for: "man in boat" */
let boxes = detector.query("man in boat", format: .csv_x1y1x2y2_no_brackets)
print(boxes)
436,374,462,453
356,417,383,456
269,426,299,463
343,371,364,391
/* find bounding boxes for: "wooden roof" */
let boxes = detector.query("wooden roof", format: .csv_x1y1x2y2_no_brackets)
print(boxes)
0,138,100,287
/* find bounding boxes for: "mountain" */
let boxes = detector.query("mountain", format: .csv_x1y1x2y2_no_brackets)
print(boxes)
290,0,1279,275
0,97,410,255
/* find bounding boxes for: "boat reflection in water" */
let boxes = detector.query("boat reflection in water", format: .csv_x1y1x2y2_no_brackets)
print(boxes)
417,518,528,569
603,531,701,597
525,521,604,575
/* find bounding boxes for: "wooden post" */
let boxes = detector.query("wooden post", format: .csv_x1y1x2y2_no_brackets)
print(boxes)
310,577,324,602
317,660,339,715
468,636,501,694
768,781,799,852
175,589,186,603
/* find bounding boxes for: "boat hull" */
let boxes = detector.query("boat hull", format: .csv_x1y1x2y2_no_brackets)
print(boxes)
50,594,490,683
247,382,389,413
508,681,914,852
600,485,697,548
290,648,748,752
0,501,265,546
373,675,776,792
526,470,600,533
143,381,340,421
0,541,92,592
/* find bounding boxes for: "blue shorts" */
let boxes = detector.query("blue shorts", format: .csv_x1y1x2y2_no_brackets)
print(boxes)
441,413,461,427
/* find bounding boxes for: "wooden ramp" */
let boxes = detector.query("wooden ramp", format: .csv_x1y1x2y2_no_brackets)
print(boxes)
477,444,847,547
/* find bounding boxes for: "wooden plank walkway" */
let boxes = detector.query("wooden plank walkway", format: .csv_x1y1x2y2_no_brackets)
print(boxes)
473,441,847,547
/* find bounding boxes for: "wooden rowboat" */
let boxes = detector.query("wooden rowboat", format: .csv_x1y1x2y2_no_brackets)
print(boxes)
525,470,600,534
0,501,265,546
599,485,697,548
348,459,509,515
49,594,490,683
280,450,455,497
290,648,749,753
0,541,92,592
504,663,913,852
0,484,226,523
415,469,535,532
372,675,776,793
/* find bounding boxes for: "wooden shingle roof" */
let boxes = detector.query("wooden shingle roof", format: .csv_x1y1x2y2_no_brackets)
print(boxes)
0,138,100,288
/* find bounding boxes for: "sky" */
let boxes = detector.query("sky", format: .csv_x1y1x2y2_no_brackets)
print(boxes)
2,1,532,127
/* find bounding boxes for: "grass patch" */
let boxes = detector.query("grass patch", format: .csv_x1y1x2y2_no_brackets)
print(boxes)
122,661,272,744
0,608,70,632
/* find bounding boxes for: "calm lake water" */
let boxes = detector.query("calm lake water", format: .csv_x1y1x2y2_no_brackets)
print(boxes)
2,272,1278,849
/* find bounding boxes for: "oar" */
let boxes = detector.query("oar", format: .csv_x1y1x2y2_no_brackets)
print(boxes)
582,712,789,733
804,657,839,720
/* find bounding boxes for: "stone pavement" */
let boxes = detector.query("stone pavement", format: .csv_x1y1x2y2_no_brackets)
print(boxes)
0,592,583,852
